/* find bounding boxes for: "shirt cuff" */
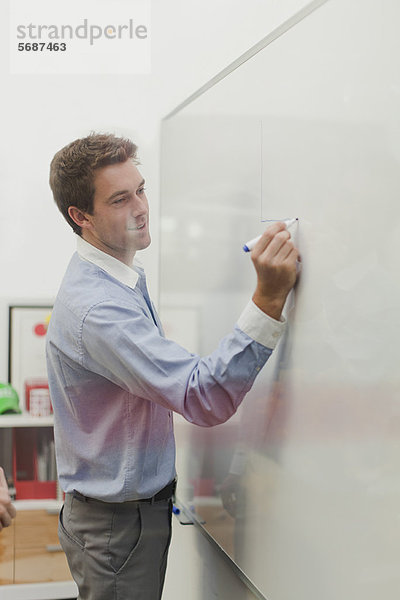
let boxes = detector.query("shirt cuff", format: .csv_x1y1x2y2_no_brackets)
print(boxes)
236,300,286,349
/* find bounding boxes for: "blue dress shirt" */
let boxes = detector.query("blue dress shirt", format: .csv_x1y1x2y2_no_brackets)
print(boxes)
46,237,285,501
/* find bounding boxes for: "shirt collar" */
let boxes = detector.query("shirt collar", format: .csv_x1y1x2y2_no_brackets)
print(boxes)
76,236,141,289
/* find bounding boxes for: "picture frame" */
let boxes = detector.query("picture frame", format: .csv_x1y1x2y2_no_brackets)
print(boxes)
8,305,53,412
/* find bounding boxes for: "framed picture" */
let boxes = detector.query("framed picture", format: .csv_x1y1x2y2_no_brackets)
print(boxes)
8,305,53,412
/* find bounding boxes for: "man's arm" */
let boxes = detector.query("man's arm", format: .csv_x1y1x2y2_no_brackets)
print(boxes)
76,223,299,427
0,467,16,531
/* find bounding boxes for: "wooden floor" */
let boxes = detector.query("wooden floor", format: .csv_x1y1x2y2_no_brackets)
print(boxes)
0,510,72,585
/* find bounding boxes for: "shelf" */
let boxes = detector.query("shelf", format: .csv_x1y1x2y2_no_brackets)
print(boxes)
0,579,77,599
14,499,62,511
0,414,54,428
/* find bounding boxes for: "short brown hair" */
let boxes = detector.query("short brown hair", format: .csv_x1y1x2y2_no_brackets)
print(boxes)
49,133,138,235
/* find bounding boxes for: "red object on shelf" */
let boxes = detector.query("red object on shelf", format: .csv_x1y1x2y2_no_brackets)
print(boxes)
15,480,57,500
12,428,57,500
25,378,53,416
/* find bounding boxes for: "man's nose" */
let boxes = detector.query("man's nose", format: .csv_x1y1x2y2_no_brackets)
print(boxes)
130,196,147,216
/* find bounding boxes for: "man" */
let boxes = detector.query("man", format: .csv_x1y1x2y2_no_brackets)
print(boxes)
47,133,299,600
0,467,16,531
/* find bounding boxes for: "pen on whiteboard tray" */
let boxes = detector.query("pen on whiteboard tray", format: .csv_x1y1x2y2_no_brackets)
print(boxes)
243,218,298,252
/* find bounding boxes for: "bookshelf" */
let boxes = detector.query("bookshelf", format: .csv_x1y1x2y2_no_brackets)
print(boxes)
0,415,60,502
0,414,75,598
0,306,75,596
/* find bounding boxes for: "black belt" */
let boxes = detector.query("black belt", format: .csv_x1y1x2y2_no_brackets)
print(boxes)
143,478,176,503
72,479,176,505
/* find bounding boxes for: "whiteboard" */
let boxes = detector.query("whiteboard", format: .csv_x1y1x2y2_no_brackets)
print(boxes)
160,1,400,598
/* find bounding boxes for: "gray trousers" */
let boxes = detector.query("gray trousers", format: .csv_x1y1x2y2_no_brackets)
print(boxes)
59,492,173,600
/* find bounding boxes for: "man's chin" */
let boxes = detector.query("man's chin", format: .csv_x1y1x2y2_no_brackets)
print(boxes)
136,234,151,251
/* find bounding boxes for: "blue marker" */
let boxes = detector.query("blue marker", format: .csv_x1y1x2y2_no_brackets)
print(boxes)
243,218,298,252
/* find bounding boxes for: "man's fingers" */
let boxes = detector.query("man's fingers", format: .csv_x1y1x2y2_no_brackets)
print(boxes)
0,510,12,528
266,230,292,259
0,501,16,527
0,467,16,528
253,222,287,254
253,230,293,264
282,242,299,263
0,467,7,488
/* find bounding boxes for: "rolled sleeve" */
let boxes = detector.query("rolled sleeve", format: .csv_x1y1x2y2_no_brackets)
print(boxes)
236,300,286,349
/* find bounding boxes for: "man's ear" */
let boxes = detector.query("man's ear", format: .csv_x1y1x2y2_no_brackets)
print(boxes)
68,206,92,231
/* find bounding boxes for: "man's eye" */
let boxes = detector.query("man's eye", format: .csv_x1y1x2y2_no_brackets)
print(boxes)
113,197,126,204
138,187,146,195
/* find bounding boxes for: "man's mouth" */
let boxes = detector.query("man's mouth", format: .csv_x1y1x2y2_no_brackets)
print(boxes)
127,222,146,231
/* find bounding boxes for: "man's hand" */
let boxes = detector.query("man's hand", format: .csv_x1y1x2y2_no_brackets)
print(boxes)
0,467,16,531
251,222,299,320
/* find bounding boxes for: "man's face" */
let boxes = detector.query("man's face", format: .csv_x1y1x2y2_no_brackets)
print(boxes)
79,159,151,264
